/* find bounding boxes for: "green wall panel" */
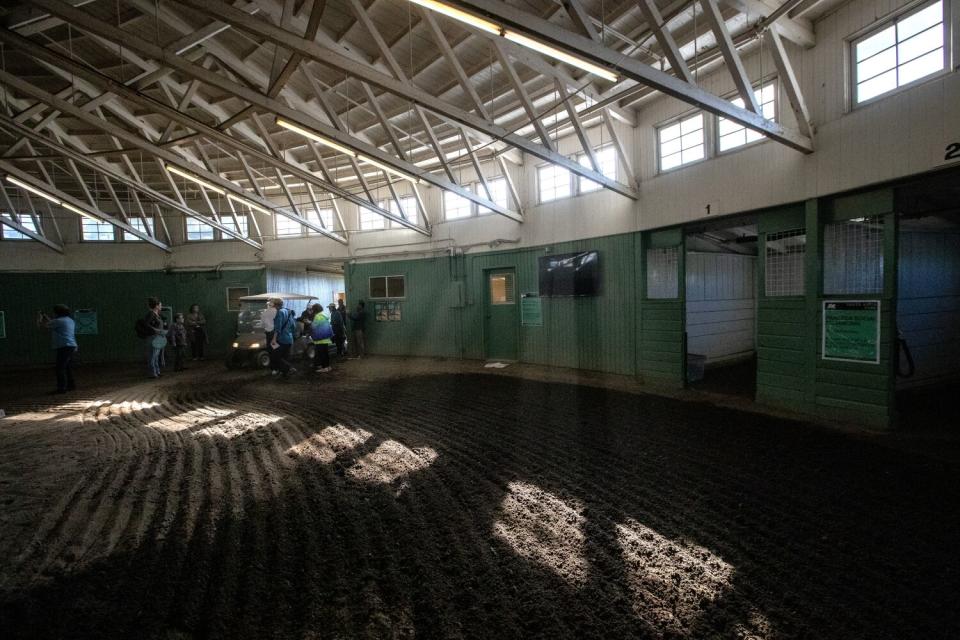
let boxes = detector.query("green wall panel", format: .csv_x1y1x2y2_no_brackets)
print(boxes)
0,268,266,366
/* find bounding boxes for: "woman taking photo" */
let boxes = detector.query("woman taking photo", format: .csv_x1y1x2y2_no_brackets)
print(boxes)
37,304,77,394
185,303,208,360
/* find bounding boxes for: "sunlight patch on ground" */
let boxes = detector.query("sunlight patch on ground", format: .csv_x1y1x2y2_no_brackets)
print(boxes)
191,411,285,438
2,411,64,423
143,406,234,432
493,481,589,585
346,440,438,484
286,425,373,463
616,518,735,634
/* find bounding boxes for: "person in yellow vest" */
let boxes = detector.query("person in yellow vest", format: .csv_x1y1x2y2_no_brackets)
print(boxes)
309,303,333,373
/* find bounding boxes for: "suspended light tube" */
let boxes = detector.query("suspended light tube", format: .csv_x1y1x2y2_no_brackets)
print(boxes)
502,30,619,83
6,175,60,204
407,0,500,34
61,202,99,220
164,164,226,195
276,118,421,184
357,155,421,184
227,193,273,216
404,0,618,82
5,175,104,220
275,118,358,157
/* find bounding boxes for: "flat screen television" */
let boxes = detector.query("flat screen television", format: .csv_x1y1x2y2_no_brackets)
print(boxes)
538,251,601,297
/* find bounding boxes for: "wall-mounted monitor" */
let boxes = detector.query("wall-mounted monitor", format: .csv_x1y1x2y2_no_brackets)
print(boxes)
538,251,601,297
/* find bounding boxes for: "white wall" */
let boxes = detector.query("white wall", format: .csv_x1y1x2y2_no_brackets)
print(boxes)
685,252,757,364
2,0,958,273
896,230,960,388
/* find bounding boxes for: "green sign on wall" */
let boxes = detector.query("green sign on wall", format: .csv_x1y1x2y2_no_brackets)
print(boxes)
521,294,542,327
75,309,98,335
822,300,880,363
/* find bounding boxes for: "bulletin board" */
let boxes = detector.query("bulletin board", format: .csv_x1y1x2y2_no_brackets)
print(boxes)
75,309,99,335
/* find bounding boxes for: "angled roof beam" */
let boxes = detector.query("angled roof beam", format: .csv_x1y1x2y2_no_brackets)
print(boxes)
0,111,264,249
637,0,697,84
0,211,62,251
159,0,635,199
0,160,171,250
764,27,813,138
700,0,761,113
446,0,812,153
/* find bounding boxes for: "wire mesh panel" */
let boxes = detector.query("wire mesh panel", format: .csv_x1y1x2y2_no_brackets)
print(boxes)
646,247,680,299
824,217,885,294
765,229,807,296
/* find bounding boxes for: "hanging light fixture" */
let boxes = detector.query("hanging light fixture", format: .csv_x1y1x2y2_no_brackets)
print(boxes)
403,0,618,82
5,175,61,204
61,202,100,220
227,193,273,216
275,118,359,157
164,164,226,195
356,155,421,184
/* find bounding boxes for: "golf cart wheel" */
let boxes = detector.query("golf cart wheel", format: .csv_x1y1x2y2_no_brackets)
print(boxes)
305,344,316,362
256,350,272,369
225,351,243,369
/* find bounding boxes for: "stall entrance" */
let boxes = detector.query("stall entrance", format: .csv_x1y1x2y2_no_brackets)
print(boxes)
684,218,758,399
894,171,960,429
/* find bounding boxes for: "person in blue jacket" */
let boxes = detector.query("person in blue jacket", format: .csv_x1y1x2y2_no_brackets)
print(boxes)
37,304,77,394
269,300,297,378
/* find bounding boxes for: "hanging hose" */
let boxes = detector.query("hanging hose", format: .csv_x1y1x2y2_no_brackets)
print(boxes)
897,328,916,378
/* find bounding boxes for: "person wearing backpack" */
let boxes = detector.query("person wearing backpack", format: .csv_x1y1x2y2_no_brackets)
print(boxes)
269,300,296,378
143,297,167,379
310,303,333,373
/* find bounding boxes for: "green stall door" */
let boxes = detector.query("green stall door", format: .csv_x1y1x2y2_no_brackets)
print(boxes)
484,268,518,361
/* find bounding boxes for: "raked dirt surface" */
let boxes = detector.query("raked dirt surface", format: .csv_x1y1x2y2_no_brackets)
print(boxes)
0,357,958,639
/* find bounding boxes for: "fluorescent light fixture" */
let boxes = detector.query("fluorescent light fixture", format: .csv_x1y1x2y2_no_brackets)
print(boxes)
358,155,420,184
5,175,60,204
61,202,99,220
503,31,618,82
227,193,272,216
275,118,358,157
407,0,500,34
165,164,226,195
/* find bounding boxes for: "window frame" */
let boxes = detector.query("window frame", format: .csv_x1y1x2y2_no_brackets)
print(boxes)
359,205,387,231
716,80,780,155
442,189,473,221
368,274,406,300
123,217,155,242
848,0,950,109
0,213,40,240
656,111,709,174
575,145,619,194
185,216,218,242
226,286,250,311
80,216,117,243
536,162,573,204
476,176,510,216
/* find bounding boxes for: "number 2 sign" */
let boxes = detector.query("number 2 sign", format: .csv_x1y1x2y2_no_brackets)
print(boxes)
946,143,960,162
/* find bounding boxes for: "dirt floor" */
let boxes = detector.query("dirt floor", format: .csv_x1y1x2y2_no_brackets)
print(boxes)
0,356,958,639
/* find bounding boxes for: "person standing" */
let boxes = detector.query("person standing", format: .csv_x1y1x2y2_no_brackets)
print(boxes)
329,302,345,359
37,304,77,394
349,300,367,358
168,313,189,372
262,299,278,374
185,303,207,360
144,297,167,379
269,300,296,378
311,303,333,373
337,299,348,328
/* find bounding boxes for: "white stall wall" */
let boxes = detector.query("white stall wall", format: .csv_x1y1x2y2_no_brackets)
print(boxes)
685,253,757,364
896,231,960,389
265,269,345,316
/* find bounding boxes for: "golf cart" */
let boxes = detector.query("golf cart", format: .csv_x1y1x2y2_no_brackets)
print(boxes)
225,292,318,369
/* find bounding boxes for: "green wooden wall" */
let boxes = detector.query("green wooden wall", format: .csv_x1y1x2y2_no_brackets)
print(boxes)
0,268,266,366
638,228,685,386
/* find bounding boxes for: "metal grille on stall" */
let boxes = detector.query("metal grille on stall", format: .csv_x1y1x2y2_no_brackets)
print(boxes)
646,247,680,299
823,217,884,294
765,229,807,296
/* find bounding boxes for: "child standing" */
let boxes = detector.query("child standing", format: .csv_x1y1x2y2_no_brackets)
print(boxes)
169,313,189,372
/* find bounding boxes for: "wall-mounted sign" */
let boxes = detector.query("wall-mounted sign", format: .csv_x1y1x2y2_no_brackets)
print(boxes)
822,300,880,363
374,301,402,322
75,309,98,335
520,293,542,327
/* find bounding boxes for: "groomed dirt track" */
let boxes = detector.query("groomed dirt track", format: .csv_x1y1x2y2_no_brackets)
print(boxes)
1,358,958,639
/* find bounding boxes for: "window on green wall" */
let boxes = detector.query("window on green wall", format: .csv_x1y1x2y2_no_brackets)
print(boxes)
0,213,39,240
226,286,249,311
369,275,405,299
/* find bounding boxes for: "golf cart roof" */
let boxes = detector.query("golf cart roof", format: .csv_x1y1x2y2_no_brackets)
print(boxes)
238,292,317,302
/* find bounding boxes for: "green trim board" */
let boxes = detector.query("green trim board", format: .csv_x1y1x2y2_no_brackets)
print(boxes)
822,300,881,363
